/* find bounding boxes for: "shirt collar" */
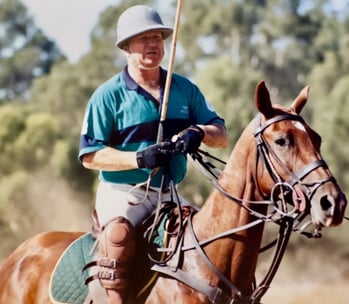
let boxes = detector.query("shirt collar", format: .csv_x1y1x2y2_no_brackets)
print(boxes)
122,66,167,91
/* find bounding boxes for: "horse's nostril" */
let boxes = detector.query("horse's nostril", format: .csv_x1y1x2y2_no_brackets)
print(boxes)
320,195,333,211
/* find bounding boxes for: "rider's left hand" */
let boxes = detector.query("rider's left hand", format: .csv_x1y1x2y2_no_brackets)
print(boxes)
173,125,205,154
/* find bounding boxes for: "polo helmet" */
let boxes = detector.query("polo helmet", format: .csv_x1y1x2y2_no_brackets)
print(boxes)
116,5,173,49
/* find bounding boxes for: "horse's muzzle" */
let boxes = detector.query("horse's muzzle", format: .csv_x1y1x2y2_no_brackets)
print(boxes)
311,189,347,227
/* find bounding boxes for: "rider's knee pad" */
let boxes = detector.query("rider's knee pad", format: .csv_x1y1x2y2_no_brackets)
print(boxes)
98,217,136,291
106,217,133,246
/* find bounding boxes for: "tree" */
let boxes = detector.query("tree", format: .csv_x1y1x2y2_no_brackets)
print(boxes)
0,104,25,174
1,0,349,263
0,0,65,101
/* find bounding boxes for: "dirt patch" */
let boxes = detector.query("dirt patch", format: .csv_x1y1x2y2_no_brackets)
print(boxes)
255,232,349,303
263,283,349,304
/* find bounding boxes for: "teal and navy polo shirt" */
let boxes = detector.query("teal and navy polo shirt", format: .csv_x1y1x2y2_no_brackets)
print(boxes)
79,66,225,187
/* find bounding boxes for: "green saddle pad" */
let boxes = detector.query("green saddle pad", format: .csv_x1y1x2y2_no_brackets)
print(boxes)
50,233,94,304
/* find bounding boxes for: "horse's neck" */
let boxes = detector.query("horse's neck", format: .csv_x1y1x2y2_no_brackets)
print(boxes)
192,123,266,294
196,123,256,231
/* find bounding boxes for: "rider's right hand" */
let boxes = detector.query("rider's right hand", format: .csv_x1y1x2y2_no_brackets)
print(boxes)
136,142,174,169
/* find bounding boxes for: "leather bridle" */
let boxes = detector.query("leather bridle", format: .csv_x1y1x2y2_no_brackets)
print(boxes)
149,113,340,304
253,113,335,209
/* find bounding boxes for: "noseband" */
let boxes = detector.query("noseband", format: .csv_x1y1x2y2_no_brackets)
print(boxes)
253,114,335,213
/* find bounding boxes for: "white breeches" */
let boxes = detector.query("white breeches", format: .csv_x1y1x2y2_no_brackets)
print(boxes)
95,181,175,228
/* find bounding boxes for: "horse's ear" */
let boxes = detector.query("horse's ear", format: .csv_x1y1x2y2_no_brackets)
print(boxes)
290,86,309,114
255,80,274,118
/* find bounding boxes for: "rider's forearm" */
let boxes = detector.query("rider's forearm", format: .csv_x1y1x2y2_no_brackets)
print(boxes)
81,147,138,171
198,123,229,148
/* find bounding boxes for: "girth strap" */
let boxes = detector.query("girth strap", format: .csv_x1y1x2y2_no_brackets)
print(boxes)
151,264,235,304
187,213,243,298
150,210,245,304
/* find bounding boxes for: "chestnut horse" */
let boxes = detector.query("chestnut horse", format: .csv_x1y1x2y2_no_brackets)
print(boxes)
0,81,346,304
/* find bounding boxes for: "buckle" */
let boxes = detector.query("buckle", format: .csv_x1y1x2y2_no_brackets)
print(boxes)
99,258,118,268
162,187,170,193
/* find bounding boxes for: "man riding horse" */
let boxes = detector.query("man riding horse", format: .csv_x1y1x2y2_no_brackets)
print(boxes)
78,5,228,303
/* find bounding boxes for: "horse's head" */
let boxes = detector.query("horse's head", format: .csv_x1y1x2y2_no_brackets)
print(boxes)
253,81,347,229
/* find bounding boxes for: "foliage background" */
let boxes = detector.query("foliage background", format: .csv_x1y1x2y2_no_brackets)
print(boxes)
0,0,348,302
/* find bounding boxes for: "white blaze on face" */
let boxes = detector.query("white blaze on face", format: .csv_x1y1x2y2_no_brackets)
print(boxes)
293,121,306,132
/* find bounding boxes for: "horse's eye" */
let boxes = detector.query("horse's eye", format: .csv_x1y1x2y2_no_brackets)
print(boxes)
275,138,287,146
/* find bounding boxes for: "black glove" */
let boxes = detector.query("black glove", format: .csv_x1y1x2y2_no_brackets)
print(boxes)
175,125,205,154
136,142,174,169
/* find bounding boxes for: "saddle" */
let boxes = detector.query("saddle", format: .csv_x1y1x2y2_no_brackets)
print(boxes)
49,202,197,304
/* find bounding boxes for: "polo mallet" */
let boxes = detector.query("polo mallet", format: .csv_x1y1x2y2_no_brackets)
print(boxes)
156,0,183,143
